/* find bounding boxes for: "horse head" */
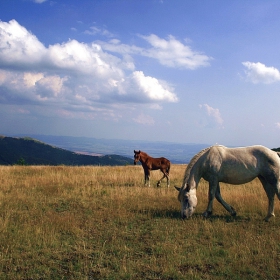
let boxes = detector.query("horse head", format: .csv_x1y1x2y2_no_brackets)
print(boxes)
133,150,141,165
175,184,197,219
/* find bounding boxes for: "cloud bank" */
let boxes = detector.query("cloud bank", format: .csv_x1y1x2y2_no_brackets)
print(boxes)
0,20,183,120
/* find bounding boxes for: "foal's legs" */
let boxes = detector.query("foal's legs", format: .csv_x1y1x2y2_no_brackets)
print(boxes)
259,176,276,221
157,169,170,187
144,169,150,187
166,173,170,187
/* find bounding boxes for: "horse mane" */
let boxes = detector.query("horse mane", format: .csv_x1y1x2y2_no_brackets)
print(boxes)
140,151,148,156
182,146,211,189
138,151,150,158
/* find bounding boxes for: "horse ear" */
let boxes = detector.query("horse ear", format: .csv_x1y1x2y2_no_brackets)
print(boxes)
174,186,181,192
134,150,136,153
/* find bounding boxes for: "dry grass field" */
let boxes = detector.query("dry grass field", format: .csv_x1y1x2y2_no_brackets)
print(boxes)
0,164,279,279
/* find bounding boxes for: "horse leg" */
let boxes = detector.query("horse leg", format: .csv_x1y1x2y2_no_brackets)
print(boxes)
144,170,150,187
163,167,170,187
158,168,170,187
259,176,275,221
157,173,164,187
166,164,170,187
203,182,218,218
166,173,170,188
215,183,236,216
157,171,168,187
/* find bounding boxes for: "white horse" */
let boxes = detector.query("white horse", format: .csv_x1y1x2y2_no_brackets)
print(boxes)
175,145,280,221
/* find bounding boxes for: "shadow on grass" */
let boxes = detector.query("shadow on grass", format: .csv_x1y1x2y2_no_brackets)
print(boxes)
151,209,182,219
132,208,254,223
203,214,251,223
132,208,182,219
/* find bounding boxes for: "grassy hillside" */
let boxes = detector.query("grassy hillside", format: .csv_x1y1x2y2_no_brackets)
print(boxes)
0,136,133,166
0,164,279,279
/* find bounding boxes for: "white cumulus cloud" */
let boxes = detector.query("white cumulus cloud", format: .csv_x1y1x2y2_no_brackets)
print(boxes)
117,71,178,103
0,20,178,120
242,61,280,84
0,70,67,101
0,19,46,68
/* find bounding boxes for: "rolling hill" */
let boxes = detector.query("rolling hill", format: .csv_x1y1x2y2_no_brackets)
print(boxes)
0,136,133,166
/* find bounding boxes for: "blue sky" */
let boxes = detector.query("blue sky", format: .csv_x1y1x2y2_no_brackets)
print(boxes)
1,0,280,147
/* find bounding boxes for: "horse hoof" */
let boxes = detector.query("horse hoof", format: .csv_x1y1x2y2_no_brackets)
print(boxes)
202,211,212,218
264,213,275,222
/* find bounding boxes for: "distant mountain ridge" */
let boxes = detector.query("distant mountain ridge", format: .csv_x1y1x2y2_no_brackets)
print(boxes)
12,134,211,164
0,135,133,166
4,134,279,165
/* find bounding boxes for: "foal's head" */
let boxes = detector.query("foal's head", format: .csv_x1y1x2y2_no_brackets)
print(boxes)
133,150,141,165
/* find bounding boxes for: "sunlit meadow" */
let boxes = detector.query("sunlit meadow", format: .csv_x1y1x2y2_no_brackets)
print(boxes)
0,165,279,279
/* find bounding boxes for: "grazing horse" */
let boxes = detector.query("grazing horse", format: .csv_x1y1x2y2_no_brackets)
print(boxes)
175,145,280,221
134,150,171,187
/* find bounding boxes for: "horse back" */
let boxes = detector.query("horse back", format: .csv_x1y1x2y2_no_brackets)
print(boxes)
203,145,280,184
148,157,170,171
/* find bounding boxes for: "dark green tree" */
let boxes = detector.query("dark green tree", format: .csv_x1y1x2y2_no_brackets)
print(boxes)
16,157,27,165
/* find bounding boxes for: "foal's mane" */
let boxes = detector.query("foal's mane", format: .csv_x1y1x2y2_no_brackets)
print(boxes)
182,146,211,189
139,151,149,157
